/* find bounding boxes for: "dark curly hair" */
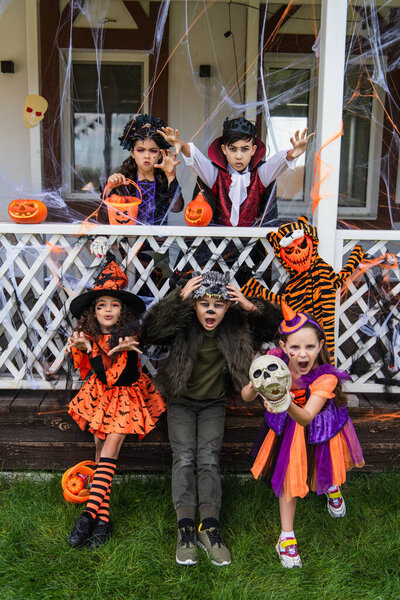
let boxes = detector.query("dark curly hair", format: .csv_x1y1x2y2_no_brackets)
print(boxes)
73,302,140,349
119,114,170,151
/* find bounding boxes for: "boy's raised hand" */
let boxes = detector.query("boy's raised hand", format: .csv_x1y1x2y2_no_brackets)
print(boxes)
180,275,203,300
67,331,92,353
108,336,142,356
226,284,256,311
158,127,182,154
154,148,180,179
286,128,315,161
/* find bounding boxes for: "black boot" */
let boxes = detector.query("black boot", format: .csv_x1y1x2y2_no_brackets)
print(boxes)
67,513,94,548
88,518,113,549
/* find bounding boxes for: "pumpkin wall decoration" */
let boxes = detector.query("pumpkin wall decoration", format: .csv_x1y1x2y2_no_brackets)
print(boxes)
184,191,213,226
8,199,48,224
103,178,142,225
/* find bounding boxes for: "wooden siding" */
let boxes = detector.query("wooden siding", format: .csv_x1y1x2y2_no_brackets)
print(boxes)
0,391,398,472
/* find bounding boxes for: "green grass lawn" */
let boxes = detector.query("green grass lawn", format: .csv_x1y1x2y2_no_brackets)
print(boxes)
0,471,399,600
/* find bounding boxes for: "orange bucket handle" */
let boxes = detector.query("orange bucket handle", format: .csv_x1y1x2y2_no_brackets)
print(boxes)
102,177,143,203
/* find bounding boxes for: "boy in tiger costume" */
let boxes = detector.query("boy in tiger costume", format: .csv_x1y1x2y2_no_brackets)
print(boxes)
241,216,364,361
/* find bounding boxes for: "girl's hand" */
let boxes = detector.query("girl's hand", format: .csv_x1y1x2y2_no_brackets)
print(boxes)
67,331,92,353
107,172,129,188
241,381,257,403
226,284,256,311
108,336,142,356
180,275,203,300
264,391,294,413
286,128,315,161
158,127,182,154
154,149,180,178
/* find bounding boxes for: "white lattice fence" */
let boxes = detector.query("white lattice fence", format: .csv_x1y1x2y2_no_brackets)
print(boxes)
0,224,399,392
336,231,400,392
0,225,287,389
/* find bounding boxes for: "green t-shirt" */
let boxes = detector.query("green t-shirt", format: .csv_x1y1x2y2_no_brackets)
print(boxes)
184,330,226,400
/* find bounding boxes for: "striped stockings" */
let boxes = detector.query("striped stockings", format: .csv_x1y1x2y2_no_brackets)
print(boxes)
84,457,117,523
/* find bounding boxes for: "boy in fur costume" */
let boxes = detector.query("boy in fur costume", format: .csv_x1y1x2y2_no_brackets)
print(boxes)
142,270,280,567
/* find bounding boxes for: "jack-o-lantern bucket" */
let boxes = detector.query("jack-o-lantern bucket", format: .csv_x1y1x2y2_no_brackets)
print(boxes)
61,460,95,504
103,178,142,225
8,199,48,224
184,191,213,226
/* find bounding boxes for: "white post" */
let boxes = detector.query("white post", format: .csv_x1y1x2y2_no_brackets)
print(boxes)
245,0,260,123
26,0,42,194
313,0,347,265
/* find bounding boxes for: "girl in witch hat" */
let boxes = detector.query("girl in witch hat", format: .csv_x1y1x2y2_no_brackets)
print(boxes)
66,256,165,549
242,302,364,569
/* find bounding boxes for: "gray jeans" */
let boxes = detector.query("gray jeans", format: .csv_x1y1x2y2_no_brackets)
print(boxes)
167,396,226,522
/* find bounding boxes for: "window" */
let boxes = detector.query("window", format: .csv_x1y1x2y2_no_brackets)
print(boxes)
61,51,149,198
263,54,384,219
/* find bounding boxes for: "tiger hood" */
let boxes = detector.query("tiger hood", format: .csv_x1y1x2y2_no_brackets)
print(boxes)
267,215,319,274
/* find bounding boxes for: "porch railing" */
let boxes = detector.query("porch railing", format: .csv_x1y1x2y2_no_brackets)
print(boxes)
0,224,399,392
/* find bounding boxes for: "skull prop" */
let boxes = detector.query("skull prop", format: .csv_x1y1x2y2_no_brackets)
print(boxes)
23,94,48,128
249,355,292,413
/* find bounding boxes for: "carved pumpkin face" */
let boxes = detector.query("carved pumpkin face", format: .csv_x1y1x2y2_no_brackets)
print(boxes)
8,199,48,224
106,195,141,225
279,234,313,272
184,192,213,226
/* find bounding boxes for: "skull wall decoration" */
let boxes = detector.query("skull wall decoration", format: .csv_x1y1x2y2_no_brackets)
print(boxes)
249,355,292,413
23,94,48,128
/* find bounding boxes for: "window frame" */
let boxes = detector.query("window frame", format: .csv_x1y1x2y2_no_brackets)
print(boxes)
262,53,385,219
60,49,149,200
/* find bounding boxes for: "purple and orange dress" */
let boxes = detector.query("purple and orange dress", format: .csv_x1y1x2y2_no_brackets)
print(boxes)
68,335,166,440
251,355,364,500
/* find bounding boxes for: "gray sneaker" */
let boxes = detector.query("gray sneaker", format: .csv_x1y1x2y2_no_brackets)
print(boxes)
197,526,231,566
176,526,198,566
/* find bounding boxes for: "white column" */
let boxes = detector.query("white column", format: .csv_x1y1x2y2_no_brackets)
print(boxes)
26,0,42,194
245,0,260,123
313,0,347,265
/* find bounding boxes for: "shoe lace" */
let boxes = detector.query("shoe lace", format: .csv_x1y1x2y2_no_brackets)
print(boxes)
280,539,298,556
206,527,223,548
179,526,195,547
327,486,343,508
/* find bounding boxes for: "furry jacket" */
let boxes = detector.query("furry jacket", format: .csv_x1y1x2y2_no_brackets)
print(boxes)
141,288,281,402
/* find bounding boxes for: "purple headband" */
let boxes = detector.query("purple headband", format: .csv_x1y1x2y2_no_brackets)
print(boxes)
279,312,323,335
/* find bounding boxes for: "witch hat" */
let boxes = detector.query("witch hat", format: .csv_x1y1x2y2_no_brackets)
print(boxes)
279,301,321,335
70,256,145,318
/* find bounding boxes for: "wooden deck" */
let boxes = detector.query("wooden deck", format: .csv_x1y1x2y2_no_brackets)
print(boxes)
0,390,399,472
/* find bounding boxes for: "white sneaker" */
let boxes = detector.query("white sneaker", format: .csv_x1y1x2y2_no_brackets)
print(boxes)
325,486,346,518
275,537,302,568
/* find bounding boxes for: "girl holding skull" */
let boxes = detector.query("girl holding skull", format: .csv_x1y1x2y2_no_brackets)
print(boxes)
241,302,364,569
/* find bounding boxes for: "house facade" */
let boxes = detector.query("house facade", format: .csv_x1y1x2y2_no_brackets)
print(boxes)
0,0,399,395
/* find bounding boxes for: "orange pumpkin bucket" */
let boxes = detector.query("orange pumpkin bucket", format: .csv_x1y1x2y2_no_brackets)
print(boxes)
184,191,213,226
103,178,142,225
61,460,95,504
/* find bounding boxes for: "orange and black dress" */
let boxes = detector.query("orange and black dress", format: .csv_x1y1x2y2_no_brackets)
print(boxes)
68,335,165,440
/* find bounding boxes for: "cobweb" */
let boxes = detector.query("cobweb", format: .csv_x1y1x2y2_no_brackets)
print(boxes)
0,0,399,387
